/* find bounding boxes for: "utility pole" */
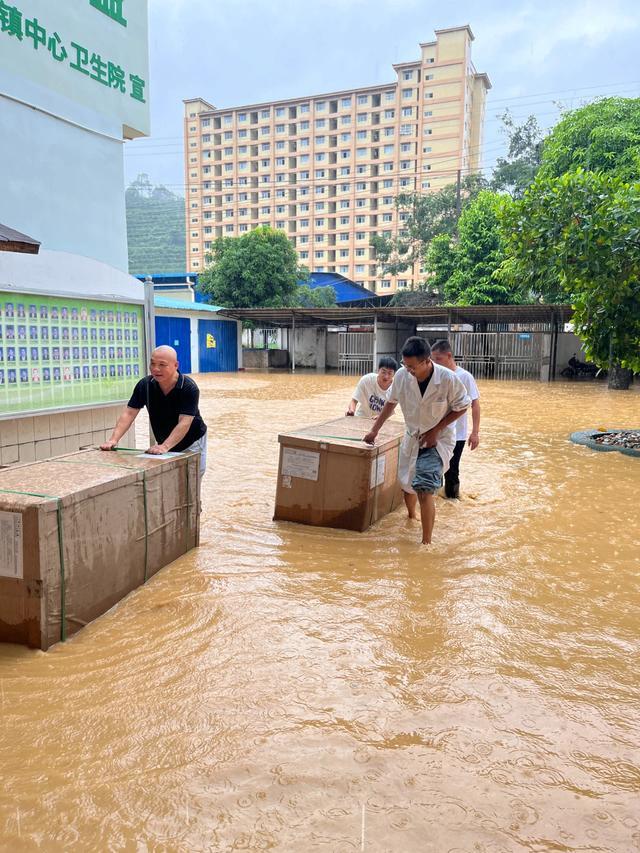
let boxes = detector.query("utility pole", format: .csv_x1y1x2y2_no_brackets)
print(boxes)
455,168,462,222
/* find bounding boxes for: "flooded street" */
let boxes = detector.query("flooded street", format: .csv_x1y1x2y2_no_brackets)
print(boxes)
1,373,639,852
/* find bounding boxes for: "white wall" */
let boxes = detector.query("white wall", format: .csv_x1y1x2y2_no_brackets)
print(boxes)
290,327,327,368
0,97,128,270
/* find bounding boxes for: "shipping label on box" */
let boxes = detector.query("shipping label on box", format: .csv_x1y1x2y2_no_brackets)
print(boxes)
282,448,320,481
369,455,386,489
0,511,23,579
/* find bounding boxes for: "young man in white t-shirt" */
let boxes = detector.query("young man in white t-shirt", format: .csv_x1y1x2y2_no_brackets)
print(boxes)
430,339,480,499
345,357,398,418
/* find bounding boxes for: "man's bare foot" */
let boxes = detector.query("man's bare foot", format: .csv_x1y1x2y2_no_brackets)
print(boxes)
421,538,432,545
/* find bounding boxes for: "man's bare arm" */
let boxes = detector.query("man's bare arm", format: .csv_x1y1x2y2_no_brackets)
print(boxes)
363,400,397,444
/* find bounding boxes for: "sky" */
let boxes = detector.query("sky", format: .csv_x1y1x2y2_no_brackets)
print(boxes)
124,0,640,195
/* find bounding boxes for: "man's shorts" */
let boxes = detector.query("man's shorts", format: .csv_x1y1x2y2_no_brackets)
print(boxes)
186,433,207,476
412,446,443,494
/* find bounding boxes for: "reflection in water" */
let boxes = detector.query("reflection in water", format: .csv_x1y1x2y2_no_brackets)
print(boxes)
1,374,639,851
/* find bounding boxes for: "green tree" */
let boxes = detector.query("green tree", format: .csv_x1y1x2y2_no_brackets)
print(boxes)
538,97,640,182
296,284,337,307
199,227,306,308
426,191,523,305
125,174,186,274
490,111,544,199
370,174,486,277
501,169,640,389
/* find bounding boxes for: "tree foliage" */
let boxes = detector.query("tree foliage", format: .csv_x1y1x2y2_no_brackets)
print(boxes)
490,111,544,199
296,284,337,307
126,174,186,274
425,191,524,305
370,174,486,276
501,169,640,379
538,97,640,182
199,227,307,308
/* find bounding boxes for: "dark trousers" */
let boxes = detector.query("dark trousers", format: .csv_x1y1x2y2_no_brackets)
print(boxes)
444,439,466,498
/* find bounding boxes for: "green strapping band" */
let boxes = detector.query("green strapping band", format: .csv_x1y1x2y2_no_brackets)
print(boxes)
0,488,67,642
142,470,149,583
185,458,190,553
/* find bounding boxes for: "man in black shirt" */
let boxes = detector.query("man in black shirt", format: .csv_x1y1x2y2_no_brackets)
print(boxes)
101,345,208,474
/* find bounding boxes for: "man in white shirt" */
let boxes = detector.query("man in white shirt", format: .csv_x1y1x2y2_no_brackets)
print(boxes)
430,340,480,499
363,337,470,545
345,357,398,418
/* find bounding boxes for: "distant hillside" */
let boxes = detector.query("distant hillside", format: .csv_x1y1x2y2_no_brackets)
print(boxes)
126,174,186,274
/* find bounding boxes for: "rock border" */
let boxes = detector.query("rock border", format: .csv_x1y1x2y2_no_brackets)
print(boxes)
570,429,640,458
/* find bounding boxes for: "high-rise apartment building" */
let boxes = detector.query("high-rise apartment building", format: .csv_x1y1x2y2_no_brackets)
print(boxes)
183,25,490,294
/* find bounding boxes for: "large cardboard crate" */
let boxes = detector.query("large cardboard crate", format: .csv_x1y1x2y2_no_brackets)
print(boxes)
274,416,404,531
0,449,199,650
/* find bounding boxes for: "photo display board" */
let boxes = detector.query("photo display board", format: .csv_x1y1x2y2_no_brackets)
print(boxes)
0,292,145,416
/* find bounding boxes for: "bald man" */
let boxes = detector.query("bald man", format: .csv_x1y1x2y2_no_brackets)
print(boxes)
101,345,208,474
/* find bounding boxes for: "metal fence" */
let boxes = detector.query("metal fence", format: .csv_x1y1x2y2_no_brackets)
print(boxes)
338,332,374,375
448,331,548,380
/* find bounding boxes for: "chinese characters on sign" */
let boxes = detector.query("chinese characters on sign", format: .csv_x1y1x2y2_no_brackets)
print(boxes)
90,0,127,28
0,0,145,102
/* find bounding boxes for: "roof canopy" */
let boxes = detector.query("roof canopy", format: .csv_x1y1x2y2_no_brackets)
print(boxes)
0,224,40,255
217,304,574,328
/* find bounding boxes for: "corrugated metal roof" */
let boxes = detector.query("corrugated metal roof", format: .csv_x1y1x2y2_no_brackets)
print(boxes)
154,296,224,313
0,223,40,253
217,304,574,328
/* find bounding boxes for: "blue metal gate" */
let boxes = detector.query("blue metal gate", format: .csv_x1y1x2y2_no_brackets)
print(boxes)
198,319,238,372
155,316,192,374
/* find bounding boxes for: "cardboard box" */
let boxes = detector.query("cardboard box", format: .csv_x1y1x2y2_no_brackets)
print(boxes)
274,416,404,531
0,449,200,650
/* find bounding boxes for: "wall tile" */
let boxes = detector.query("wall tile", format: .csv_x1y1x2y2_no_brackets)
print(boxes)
64,411,79,435
50,437,67,456
18,443,36,464
35,439,52,460
1,445,19,465
33,416,51,441
49,413,66,439
0,420,19,447
17,418,35,444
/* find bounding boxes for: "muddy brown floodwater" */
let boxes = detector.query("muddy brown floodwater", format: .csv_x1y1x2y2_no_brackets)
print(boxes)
1,373,639,852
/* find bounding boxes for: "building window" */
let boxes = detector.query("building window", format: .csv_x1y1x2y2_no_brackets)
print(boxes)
299,103,310,113
238,112,247,122
355,215,366,224
261,109,270,118
357,113,368,123
340,150,351,159
383,144,394,155
341,97,352,108
315,100,326,111
357,94,369,105
316,118,326,128
341,115,351,125
239,224,248,232
339,200,350,209
356,147,367,159
355,264,365,273
339,249,349,258
339,232,350,240
237,129,246,138
300,250,309,259
275,107,285,117
403,70,413,81
402,107,413,117
223,115,232,124
384,109,395,119
385,90,395,101
299,120,310,130
276,124,285,133
356,130,367,140
315,135,326,145
402,88,413,99
339,216,350,225
425,92,434,99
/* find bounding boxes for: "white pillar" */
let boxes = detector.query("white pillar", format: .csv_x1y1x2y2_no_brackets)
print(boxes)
291,312,296,372
372,312,378,371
